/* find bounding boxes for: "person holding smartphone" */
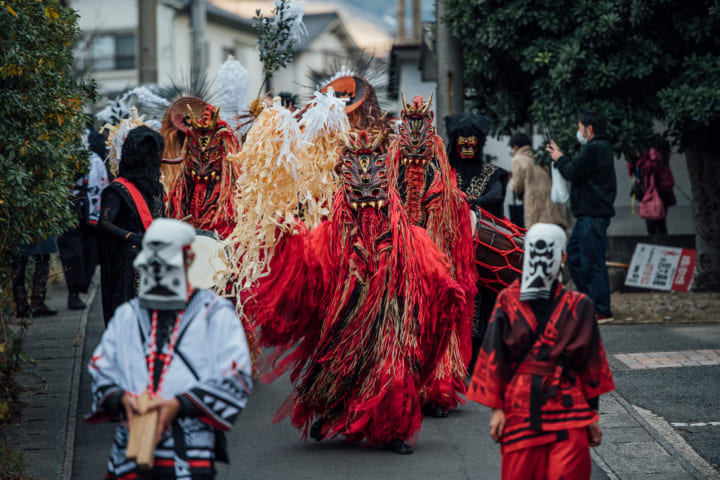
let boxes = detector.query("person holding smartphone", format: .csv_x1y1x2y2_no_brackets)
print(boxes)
545,111,616,324
508,131,567,230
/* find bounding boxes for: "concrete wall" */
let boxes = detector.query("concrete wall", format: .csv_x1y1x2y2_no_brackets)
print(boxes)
483,133,695,237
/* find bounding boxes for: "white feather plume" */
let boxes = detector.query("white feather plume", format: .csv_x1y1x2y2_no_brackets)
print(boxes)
300,88,349,143
215,56,250,133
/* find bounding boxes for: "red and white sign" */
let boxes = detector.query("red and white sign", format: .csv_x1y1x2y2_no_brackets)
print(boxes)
624,243,696,291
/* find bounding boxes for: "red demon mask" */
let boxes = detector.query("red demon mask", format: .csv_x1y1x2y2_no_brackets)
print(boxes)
340,131,389,210
455,135,479,159
185,104,228,183
398,92,435,167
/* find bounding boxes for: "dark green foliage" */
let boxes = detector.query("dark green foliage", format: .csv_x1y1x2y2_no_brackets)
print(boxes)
0,0,96,269
442,0,720,156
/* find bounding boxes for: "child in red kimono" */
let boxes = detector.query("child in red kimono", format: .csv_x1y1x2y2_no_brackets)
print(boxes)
467,223,615,480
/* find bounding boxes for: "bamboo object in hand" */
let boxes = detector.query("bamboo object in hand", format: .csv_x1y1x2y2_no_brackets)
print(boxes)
125,391,159,469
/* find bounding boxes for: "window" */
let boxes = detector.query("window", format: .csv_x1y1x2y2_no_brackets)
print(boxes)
89,33,136,71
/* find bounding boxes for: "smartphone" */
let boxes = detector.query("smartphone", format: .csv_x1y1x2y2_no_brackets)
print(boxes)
544,130,552,145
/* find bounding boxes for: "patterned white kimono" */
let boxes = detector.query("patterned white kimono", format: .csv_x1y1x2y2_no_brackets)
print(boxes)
87,289,252,479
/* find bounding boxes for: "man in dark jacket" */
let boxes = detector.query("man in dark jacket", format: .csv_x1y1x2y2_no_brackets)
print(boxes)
546,111,616,323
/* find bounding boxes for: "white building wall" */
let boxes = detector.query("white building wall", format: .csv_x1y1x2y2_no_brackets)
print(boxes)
271,29,353,100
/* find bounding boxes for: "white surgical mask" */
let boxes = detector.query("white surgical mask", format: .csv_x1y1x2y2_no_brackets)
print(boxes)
576,130,588,145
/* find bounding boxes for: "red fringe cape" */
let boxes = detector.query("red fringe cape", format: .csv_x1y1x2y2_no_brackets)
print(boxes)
244,189,465,446
387,134,478,411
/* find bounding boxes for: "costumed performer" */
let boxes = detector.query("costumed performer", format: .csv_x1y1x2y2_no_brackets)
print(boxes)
467,223,615,480
244,131,465,454
99,126,165,325
58,131,111,310
87,218,252,479
166,104,241,239
445,113,519,372
387,93,477,418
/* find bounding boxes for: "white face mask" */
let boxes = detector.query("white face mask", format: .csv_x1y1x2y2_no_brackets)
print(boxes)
576,129,588,145
133,219,196,310
520,223,567,301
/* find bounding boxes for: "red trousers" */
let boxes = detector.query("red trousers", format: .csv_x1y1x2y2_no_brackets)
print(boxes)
502,427,591,480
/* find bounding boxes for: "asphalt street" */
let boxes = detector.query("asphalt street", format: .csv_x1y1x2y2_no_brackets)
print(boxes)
7,278,719,479
601,324,720,475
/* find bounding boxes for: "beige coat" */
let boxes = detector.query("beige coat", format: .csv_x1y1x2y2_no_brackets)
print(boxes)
509,145,568,229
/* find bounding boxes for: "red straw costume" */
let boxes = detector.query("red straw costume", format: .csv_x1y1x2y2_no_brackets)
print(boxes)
387,94,477,415
166,104,241,239
245,132,465,453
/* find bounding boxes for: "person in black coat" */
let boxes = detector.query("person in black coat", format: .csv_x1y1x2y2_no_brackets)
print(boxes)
98,126,165,325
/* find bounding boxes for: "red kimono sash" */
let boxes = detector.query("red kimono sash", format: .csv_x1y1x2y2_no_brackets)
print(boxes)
113,177,154,231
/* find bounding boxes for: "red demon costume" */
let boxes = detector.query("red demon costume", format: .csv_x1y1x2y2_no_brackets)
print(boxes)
245,132,465,454
166,104,241,239
387,93,477,417
467,223,615,480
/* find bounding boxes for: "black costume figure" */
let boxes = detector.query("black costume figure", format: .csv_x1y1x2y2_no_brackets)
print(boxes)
445,113,510,371
98,126,164,325
445,113,508,218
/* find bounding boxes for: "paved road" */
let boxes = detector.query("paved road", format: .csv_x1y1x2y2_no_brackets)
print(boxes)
7,278,719,479
72,290,609,480
601,324,720,477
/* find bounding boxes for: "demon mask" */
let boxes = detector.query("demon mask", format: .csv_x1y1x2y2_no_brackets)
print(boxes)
520,223,566,301
398,92,435,167
456,135,479,159
185,104,228,184
340,131,389,211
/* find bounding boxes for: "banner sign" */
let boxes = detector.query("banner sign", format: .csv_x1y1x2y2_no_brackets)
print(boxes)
624,243,696,291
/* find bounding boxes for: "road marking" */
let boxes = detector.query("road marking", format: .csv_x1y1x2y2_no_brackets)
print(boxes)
671,422,720,428
633,405,720,480
613,349,720,369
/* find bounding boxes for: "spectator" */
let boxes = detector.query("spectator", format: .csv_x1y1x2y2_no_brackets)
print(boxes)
58,131,110,310
546,111,616,324
11,238,58,318
630,138,676,235
98,126,164,325
508,132,567,230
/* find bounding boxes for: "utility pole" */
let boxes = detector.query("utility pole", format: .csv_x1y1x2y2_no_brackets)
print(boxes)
138,0,158,84
191,0,207,73
435,0,464,142
411,0,421,43
397,0,406,42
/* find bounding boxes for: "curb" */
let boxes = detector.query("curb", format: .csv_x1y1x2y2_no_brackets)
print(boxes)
592,391,718,480
57,276,98,480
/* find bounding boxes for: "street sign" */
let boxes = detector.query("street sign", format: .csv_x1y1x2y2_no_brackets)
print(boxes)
624,243,696,291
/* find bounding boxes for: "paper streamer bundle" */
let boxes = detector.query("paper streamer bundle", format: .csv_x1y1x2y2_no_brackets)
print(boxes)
223,98,304,299
297,88,349,228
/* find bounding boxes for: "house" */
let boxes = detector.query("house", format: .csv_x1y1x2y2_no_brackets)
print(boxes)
70,0,265,100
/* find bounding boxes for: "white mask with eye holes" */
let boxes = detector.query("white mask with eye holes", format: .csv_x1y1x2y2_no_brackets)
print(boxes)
520,223,567,301
133,218,196,310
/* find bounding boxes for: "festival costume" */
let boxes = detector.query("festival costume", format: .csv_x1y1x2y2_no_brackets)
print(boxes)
467,224,615,480
99,127,165,325
87,219,252,480
58,135,111,307
166,104,241,239
387,94,476,414
445,113,521,368
244,132,464,452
